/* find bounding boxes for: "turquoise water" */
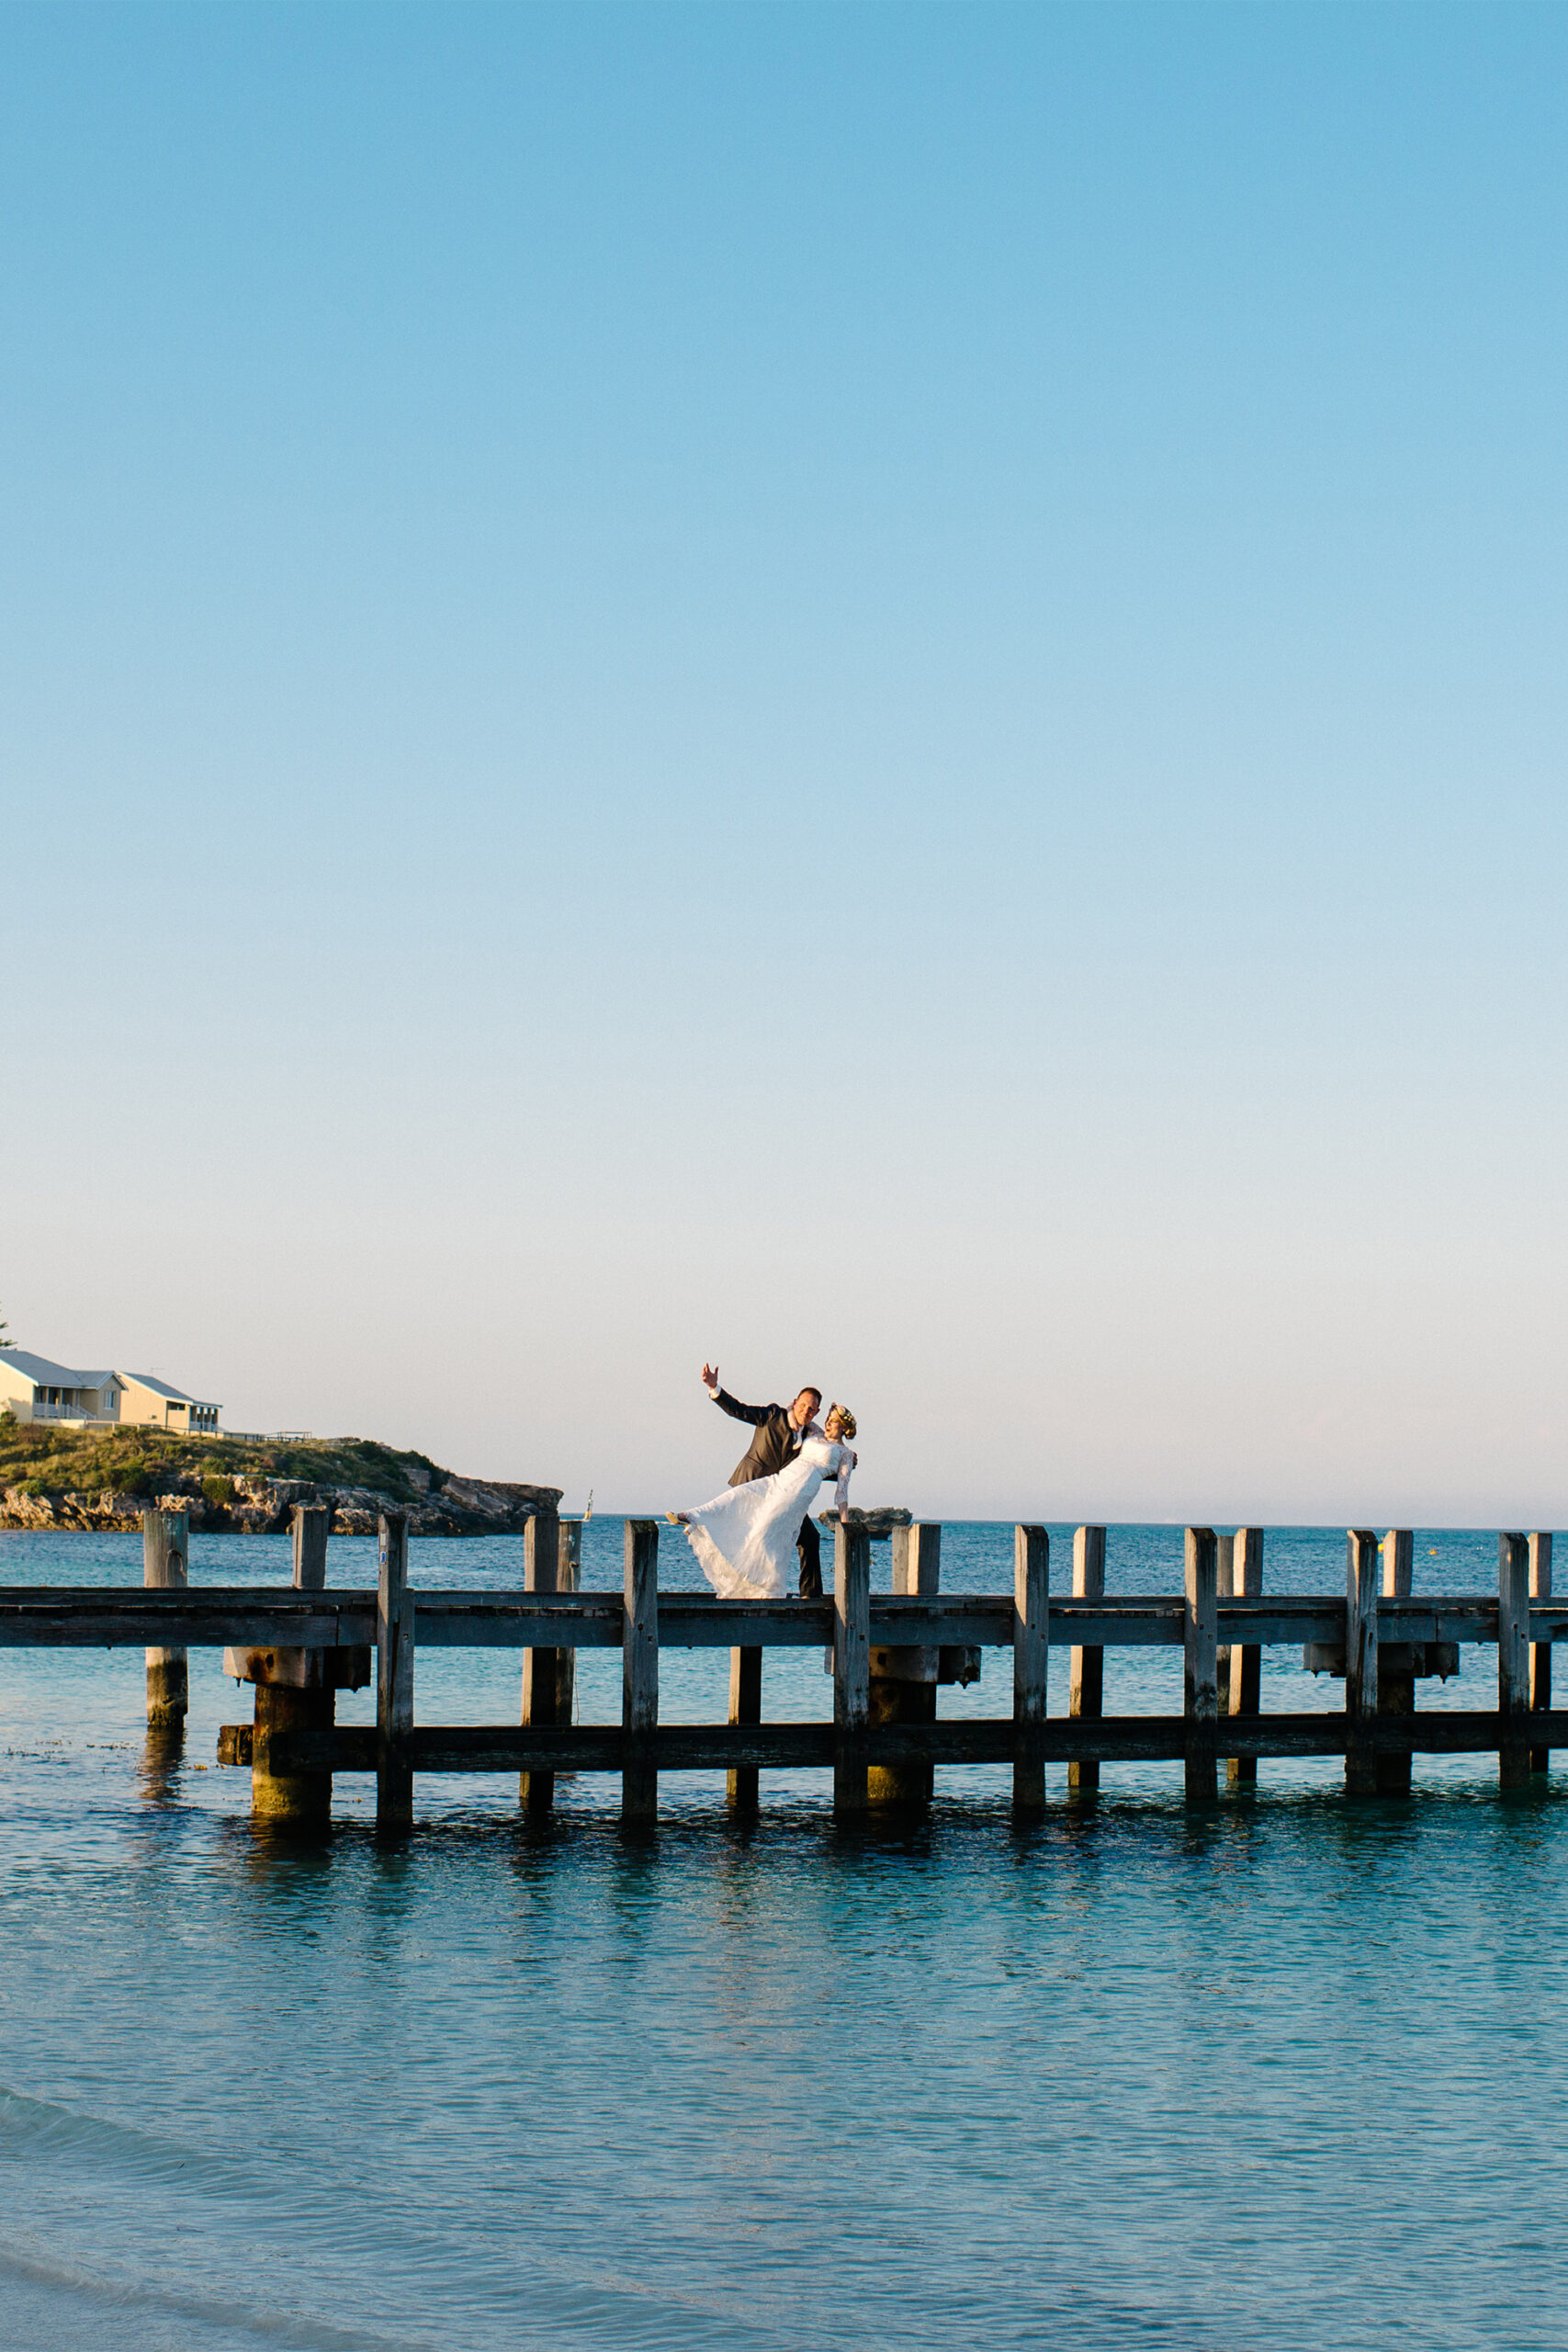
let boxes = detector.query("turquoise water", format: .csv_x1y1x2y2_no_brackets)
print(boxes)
1,1523,1563,2350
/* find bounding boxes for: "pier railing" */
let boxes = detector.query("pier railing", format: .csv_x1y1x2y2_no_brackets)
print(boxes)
1,1513,1559,1828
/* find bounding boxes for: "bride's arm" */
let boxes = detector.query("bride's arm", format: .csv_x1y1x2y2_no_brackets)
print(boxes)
832,1447,853,1515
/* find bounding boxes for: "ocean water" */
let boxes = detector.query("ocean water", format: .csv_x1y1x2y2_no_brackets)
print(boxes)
1,1521,1564,2351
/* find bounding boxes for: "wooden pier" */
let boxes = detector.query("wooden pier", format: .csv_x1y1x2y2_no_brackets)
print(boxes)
2,1510,1564,1828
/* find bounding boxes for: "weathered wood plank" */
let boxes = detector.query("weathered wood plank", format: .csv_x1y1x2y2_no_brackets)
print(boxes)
1013,1524,1049,1815
1499,1532,1531,1790
622,1521,659,1822
1184,1529,1218,1802
269,1706,1568,1779
1530,1532,1552,1773
376,1513,413,1835
833,1521,872,1815
520,1506,561,1815
142,1506,188,1731
1067,1525,1105,1794
0,1583,1535,1655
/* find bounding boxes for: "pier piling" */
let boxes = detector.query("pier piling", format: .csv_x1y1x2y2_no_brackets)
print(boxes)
1183,1529,1218,1802
1498,1532,1531,1789
1012,1524,1048,1815
251,1504,335,1824
727,1645,762,1815
1376,1530,1415,1795
868,1522,941,1807
1530,1532,1552,1772
376,1513,413,1835
142,1505,188,1734
1067,1525,1105,1794
833,1521,871,1816
1345,1532,1380,1794
622,1521,659,1823
520,1507,562,1815
1225,1528,1264,1785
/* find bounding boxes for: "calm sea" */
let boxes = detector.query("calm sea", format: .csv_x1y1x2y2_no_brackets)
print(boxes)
1,1521,1563,2351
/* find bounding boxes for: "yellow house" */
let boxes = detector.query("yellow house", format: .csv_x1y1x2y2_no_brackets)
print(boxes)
0,1351,220,1432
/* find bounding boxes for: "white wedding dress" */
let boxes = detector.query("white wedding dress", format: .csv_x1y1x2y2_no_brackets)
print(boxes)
683,1436,856,1599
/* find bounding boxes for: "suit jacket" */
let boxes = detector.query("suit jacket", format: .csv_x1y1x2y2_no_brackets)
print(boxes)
712,1388,814,1487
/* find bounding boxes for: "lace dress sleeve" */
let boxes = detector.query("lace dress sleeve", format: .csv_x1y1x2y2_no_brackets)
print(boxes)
832,1445,854,1516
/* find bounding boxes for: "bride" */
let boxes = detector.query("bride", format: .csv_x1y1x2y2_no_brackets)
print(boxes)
676,1406,859,1600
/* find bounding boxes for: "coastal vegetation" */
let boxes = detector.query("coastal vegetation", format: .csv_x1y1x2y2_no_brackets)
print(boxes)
0,1419,559,1535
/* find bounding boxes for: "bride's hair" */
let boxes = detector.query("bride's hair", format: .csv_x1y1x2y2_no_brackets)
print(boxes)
826,1403,857,1439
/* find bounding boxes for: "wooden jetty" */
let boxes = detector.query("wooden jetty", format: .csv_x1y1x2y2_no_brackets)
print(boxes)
0,1509,1562,1829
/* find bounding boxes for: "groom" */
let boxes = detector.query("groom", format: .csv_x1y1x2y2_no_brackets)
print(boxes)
700,1363,824,1598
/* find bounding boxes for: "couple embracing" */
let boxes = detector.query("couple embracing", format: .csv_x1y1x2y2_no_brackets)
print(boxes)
671,1366,858,1601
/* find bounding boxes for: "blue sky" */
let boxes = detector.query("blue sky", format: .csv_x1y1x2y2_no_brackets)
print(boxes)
5,2,1565,1521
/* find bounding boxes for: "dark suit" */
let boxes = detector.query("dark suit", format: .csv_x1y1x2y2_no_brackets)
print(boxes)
711,1387,822,1598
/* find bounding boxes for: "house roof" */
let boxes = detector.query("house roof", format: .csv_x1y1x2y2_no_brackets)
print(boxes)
0,1351,118,1390
120,1371,216,1406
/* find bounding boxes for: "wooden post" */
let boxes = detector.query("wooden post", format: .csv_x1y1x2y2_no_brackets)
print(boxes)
727,1645,762,1815
142,1505,188,1733
1067,1524,1104,1794
1182,1528,1218,1802
622,1519,659,1824
251,1502,335,1826
1377,1529,1414,1796
556,1520,581,1736
1013,1523,1049,1816
376,1511,413,1835
1345,1530,1380,1795
519,1506,561,1815
869,1521,940,1806
1529,1532,1552,1774
1499,1531,1530,1791
1225,1527,1264,1785
833,1520,871,1817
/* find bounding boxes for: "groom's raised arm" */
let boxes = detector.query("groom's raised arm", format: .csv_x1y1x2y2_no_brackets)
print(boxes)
701,1365,773,1428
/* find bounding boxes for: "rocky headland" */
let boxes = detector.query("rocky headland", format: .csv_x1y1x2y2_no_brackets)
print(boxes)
0,1425,562,1536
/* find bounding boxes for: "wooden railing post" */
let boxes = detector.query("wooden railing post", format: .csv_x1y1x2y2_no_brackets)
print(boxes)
1067,1525,1104,1794
376,1511,413,1835
832,1521,871,1816
622,1520,659,1823
1529,1532,1552,1774
869,1521,940,1806
1345,1531,1380,1794
1012,1524,1049,1815
1183,1528,1217,1802
1225,1527,1264,1785
1375,1529,1414,1795
142,1505,188,1734
520,1506,562,1815
1499,1532,1530,1790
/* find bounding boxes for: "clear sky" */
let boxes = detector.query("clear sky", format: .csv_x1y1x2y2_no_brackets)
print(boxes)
5,1,1565,1524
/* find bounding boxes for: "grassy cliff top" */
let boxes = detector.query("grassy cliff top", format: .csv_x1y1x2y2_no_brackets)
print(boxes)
0,1419,443,1503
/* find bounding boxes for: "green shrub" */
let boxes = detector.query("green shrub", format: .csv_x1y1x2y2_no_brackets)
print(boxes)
201,1475,235,1509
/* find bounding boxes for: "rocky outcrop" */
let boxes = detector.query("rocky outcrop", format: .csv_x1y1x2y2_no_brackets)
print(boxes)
0,1474,563,1536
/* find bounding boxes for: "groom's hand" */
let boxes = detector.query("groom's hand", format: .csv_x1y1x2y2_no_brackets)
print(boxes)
701,1363,720,1395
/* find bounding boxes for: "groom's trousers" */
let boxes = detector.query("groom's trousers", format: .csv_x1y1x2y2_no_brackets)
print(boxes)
797,1513,822,1600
